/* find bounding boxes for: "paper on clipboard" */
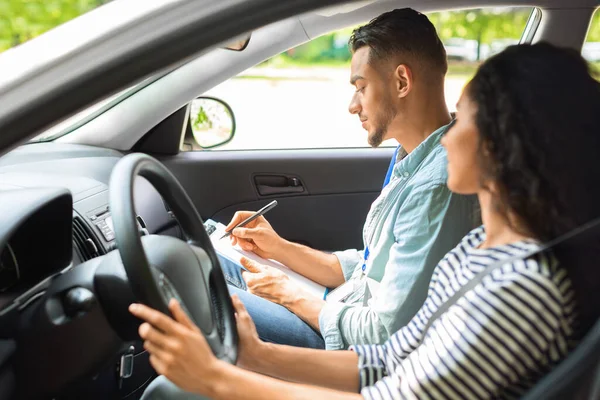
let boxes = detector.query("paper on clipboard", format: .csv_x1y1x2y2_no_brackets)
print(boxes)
205,219,327,299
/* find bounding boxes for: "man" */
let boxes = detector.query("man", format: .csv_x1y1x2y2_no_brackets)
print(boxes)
217,8,478,350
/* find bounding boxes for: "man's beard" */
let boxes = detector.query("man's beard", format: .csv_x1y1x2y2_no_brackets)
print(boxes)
368,102,397,148
368,127,386,148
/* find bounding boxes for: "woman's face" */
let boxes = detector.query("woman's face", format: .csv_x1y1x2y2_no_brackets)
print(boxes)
441,88,486,194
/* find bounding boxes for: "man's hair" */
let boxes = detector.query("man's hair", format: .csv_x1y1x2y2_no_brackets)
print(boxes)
348,8,447,76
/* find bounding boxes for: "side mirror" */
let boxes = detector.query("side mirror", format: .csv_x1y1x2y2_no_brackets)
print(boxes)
185,97,236,150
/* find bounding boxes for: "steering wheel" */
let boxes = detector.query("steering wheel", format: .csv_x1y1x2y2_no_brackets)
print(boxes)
108,153,237,364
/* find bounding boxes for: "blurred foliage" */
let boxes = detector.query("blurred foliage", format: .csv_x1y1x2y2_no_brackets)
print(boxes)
433,8,531,42
269,7,535,66
429,8,531,59
2,3,600,64
587,10,600,41
0,0,108,51
192,106,212,131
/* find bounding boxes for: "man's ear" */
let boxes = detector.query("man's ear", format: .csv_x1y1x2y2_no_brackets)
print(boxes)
394,64,412,99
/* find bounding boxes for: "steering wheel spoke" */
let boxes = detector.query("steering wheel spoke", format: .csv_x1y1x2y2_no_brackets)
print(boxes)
108,153,238,364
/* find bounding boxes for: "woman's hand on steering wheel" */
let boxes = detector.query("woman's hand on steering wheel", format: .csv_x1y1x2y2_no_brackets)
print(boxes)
230,295,268,371
129,299,225,395
129,294,266,393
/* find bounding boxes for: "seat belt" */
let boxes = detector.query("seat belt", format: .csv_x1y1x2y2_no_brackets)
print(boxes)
421,216,600,337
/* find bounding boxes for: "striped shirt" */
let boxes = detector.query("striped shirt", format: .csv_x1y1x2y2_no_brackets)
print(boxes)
351,226,579,399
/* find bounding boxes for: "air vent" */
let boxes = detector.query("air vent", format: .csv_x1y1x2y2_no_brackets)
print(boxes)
72,216,104,262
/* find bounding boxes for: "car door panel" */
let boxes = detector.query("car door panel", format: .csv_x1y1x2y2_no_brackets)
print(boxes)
159,148,393,251
211,192,377,250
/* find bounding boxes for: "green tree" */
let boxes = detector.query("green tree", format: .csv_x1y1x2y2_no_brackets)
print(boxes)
0,0,106,51
192,106,212,131
586,10,600,42
428,8,532,60
267,7,534,66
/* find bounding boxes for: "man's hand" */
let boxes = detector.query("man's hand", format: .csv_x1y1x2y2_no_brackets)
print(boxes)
128,299,224,396
241,258,326,330
240,257,298,307
226,211,285,260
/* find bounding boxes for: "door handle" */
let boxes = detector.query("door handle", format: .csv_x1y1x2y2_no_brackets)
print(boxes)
254,175,305,196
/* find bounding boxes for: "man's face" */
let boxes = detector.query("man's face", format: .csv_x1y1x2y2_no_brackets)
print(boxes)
348,47,397,147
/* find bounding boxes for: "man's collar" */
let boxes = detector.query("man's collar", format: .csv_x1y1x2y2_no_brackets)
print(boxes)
392,123,450,179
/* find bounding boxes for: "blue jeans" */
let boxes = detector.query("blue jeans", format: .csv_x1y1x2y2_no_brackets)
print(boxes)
217,254,325,349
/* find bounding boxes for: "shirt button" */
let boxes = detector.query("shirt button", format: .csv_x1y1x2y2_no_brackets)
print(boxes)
403,172,409,177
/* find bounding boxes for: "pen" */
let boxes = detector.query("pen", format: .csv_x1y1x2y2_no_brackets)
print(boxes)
219,200,278,239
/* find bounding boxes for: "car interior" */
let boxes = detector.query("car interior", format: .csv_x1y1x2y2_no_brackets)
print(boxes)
0,0,599,399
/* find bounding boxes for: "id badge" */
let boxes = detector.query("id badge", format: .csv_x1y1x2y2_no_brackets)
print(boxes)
325,277,367,304
325,281,354,303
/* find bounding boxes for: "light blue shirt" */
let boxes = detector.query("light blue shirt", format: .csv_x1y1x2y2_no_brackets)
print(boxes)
318,124,480,350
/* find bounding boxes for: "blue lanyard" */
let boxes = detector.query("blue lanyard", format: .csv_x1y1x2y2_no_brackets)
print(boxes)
361,247,370,273
362,145,400,273
381,145,400,189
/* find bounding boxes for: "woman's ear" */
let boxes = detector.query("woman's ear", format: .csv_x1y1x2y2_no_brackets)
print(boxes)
394,64,412,99
479,141,498,190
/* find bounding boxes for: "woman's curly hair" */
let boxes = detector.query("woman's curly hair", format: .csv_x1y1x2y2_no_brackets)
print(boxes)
469,42,600,330
469,42,600,242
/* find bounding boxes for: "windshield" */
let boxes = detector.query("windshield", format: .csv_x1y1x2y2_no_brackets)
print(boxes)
2,3,252,143
29,79,150,142
30,89,124,142
0,0,119,142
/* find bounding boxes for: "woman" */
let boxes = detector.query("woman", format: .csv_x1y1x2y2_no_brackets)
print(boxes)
133,42,600,399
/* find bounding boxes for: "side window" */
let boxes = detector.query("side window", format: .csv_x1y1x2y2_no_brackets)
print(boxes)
184,7,535,151
429,7,534,111
583,9,600,67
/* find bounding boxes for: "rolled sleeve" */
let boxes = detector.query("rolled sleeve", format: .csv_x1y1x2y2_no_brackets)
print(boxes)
320,303,389,350
350,344,389,390
333,248,364,282
360,376,402,400
349,328,417,400
318,301,350,350
319,301,388,350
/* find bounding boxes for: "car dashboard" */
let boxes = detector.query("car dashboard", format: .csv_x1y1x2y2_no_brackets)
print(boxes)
0,143,183,399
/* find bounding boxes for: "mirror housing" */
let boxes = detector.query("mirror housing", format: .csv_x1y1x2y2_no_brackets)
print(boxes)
182,97,236,150
222,33,251,51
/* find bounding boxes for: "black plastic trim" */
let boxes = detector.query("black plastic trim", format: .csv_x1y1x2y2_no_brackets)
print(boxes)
133,106,189,155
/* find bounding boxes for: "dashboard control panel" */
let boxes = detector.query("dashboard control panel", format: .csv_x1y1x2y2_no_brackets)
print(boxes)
86,205,146,242
88,205,114,241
